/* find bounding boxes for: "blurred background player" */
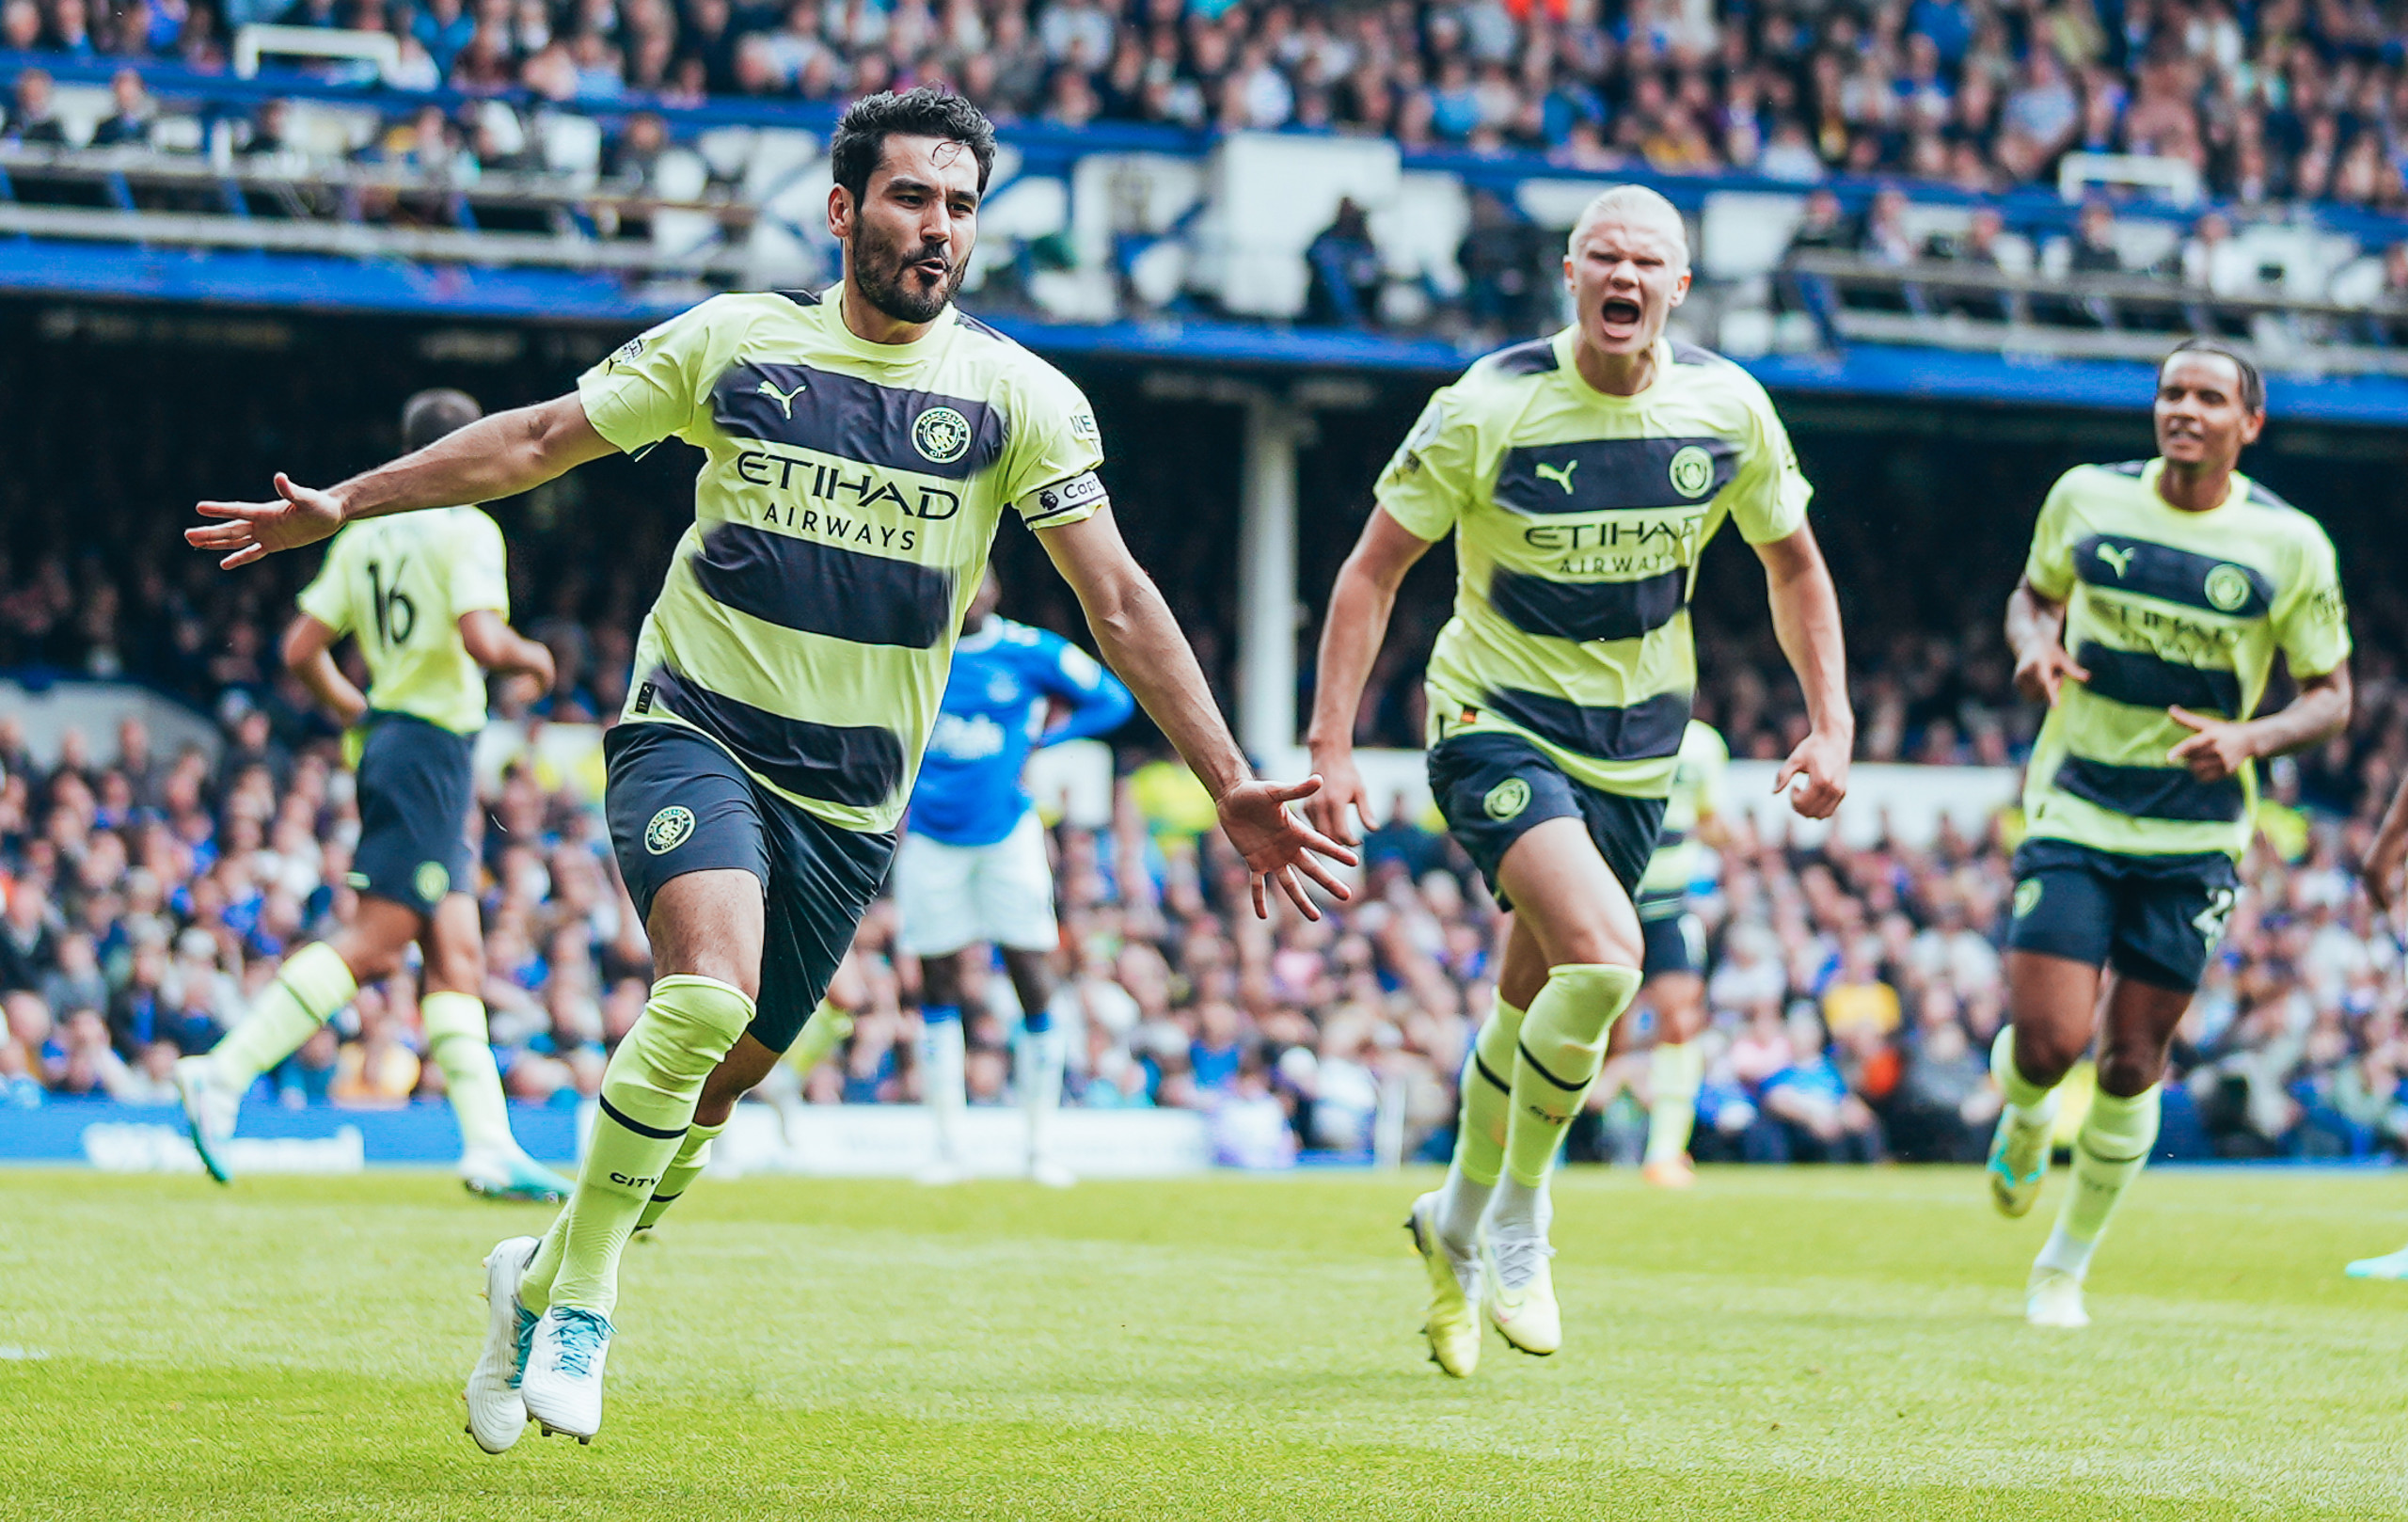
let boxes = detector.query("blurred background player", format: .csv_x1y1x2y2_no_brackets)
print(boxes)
1307,184,1851,1377
173,388,570,1205
1606,717,1731,1188
2345,767,2408,1279
1991,341,2352,1329
901,569,1133,1186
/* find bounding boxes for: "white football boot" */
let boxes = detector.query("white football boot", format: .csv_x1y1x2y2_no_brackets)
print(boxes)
464,1236,541,1453
172,1056,239,1184
521,1306,614,1444
2343,1244,2408,1280
1405,1192,1481,1378
1481,1222,1562,1356
2025,1266,2090,1329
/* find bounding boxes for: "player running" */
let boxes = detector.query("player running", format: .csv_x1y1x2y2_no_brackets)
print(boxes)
1608,717,1730,1188
903,568,1133,1187
173,388,571,1206
1306,185,1850,1378
1991,341,2351,1329
187,88,1352,1449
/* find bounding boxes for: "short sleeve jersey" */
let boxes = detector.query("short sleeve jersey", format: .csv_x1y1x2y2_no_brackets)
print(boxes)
1636,719,1730,912
578,288,1108,835
2021,458,2350,861
1375,329,1810,799
908,615,1133,848
295,505,510,736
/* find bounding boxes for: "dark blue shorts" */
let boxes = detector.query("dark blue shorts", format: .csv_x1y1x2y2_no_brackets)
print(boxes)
2005,837,2239,994
1427,731,1664,910
1640,907,1706,978
605,722,895,1053
349,710,475,915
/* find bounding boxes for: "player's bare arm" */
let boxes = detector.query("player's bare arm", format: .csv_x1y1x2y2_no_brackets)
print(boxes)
458,610,558,689
1756,522,1852,819
2004,578,2090,706
2167,666,2350,784
1304,506,1439,845
280,612,368,728
2363,767,2408,912
188,395,614,569
1036,505,1357,919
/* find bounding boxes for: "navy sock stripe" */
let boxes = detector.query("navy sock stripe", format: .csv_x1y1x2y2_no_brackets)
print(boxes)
2073,1138,2151,1167
596,1094,689,1142
1516,1040,1587,1094
1471,1054,1512,1094
647,1191,682,1206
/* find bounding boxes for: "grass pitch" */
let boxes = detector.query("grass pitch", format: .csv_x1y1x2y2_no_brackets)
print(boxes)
2,1163,2403,1519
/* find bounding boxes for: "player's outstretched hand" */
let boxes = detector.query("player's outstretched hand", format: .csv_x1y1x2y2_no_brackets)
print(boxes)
1773,728,1849,820
1302,749,1370,847
187,473,345,569
2012,640,2090,707
2166,706,2254,783
1217,775,1359,921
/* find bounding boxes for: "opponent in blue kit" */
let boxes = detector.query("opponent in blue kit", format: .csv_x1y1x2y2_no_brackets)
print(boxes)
897,569,1132,1185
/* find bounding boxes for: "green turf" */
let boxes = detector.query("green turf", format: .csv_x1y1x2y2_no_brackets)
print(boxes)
3,1164,2404,1519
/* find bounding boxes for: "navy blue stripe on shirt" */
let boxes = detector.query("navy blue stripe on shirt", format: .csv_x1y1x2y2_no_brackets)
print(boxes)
690,522,954,649
710,361,1007,482
1489,566,1687,643
2053,755,2246,822
1481,687,1691,763
1494,436,1736,515
2072,535,2274,619
2075,641,2243,717
648,666,904,808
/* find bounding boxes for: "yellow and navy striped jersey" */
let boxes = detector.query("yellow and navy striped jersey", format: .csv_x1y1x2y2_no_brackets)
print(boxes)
578,288,1106,834
1375,329,1811,798
2022,458,2349,861
1636,719,1729,912
295,506,510,737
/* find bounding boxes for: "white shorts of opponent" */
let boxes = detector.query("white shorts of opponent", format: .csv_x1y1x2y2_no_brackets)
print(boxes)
894,809,1059,959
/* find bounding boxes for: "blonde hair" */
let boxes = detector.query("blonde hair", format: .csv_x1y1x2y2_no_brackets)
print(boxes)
1568,184,1691,267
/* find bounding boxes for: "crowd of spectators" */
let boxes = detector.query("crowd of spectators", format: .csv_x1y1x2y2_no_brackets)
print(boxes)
7,0,2408,212
8,673,2408,1171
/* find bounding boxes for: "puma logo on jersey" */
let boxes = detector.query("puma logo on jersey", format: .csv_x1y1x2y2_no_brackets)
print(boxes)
1535,460,1579,495
2097,543,2133,578
756,378,807,419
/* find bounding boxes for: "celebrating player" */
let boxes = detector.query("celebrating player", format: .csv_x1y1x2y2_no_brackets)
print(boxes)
1306,185,1850,1378
1608,716,1731,1188
173,388,571,1206
187,88,1354,1448
901,568,1133,1187
1990,341,2351,1329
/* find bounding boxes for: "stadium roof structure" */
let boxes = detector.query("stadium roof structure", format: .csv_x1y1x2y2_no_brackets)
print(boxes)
4,50,2407,426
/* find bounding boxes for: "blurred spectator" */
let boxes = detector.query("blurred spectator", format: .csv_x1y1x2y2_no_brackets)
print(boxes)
1303,196,1382,328
4,66,66,145
87,69,155,149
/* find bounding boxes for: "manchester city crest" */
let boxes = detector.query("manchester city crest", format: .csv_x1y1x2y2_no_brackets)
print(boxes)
645,805,696,855
2205,563,2252,612
1669,444,1716,499
912,405,973,465
1483,777,1531,821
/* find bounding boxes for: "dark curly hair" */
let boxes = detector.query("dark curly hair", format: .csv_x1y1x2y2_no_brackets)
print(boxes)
829,87,998,205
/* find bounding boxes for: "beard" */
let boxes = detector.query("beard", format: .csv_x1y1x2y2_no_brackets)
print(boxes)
849,221,964,325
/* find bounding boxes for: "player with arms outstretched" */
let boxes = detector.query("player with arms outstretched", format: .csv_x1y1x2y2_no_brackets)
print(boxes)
903,568,1133,1187
1991,341,2351,1328
188,88,1352,1448
174,388,570,1206
1307,185,1851,1378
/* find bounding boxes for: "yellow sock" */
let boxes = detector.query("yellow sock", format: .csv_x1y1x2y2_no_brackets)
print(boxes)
1502,964,1642,1188
208,943,356,1088
520,975,753,1316
1644,1039,1704,1165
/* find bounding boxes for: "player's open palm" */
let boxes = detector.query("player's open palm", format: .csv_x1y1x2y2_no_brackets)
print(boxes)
188,473,345,569
1217,776,1359,920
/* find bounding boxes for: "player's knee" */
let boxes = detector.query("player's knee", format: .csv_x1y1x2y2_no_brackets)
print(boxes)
426,943,483,996
2009,1028,2083,1089
334,936,406,987
1550,922,1639,973
2094,1046,2166,1099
